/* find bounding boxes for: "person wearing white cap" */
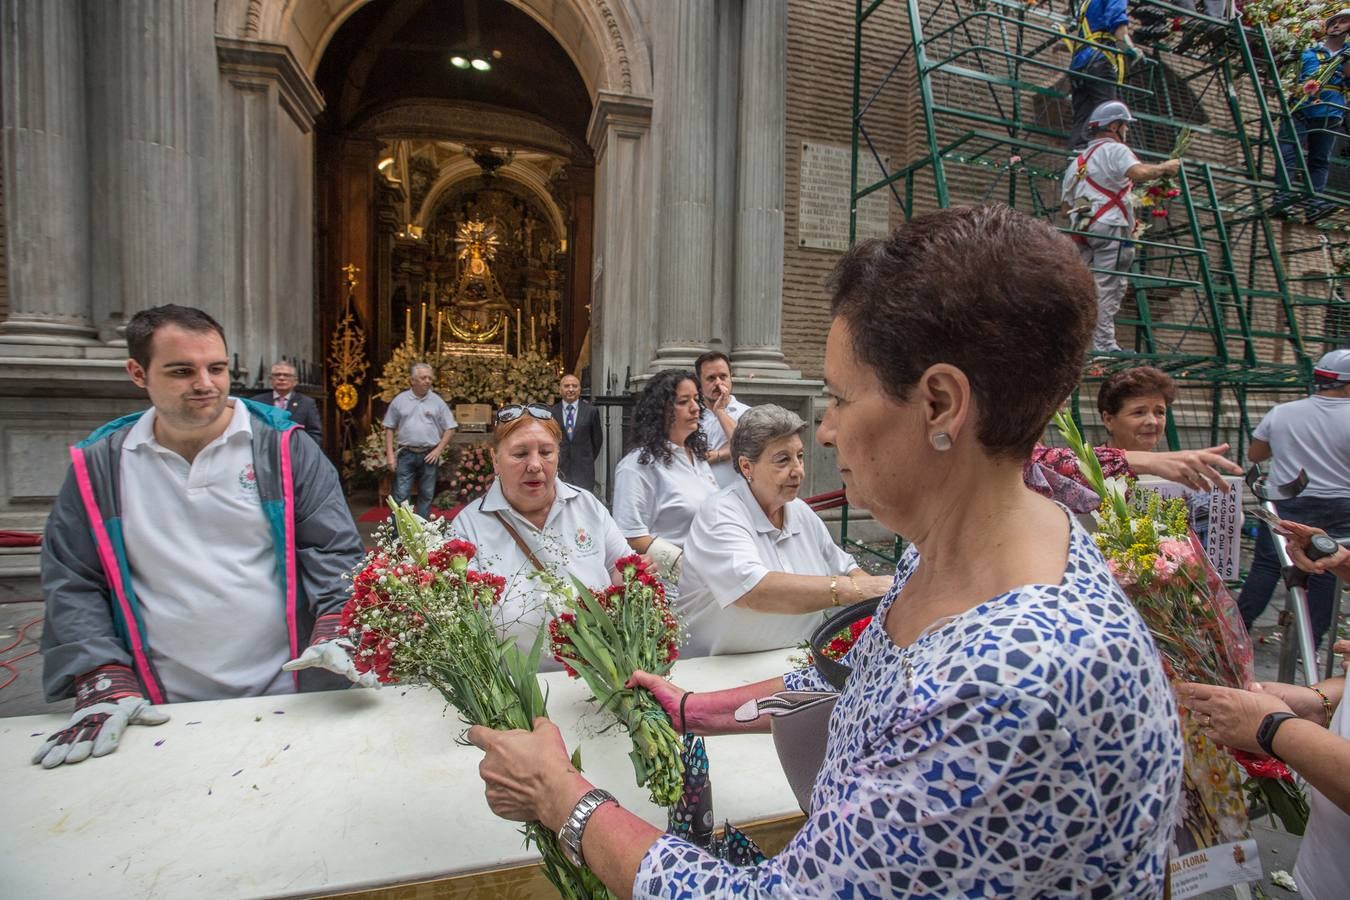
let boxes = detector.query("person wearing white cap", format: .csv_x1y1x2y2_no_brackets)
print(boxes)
1237,348,1350,645
1061,100,1183,352
1273,10,1350,222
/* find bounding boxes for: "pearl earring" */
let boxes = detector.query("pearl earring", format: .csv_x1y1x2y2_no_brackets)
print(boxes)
930,431,953,451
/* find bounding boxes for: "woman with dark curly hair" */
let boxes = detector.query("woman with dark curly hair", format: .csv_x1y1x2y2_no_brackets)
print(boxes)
611,369,718,590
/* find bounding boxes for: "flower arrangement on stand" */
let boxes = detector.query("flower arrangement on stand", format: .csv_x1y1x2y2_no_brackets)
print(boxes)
341,502,612,898
376,348,560,407
436,443,495,508
548,556,685,807
359,425,390,475
1053,412,1308,838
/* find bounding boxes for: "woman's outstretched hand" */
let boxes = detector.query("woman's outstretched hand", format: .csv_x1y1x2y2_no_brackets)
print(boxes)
1127,444,1243,492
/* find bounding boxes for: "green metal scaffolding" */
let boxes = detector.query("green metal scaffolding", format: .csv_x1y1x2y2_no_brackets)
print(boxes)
849,0,1350,453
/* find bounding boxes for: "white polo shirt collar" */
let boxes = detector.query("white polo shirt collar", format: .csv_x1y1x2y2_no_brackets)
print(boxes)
734,478,803,538
477,474,581,530
123,398,252,456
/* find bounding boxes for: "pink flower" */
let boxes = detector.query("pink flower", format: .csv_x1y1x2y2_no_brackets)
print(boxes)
1305,79,1322,94
1107,557,1137,587
1159,538,1197,564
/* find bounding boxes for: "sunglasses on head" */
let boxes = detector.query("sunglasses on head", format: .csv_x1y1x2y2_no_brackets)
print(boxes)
495,403,555,424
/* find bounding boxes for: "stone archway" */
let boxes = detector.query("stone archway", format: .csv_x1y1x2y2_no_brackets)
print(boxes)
216,0,652,100
216,0,657,406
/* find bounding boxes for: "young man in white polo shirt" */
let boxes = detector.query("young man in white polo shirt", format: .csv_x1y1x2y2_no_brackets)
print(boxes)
33,305,366,770
695,351,751,488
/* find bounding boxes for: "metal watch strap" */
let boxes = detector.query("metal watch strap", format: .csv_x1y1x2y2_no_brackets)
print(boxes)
558,788,618,867
1256,711,1299,761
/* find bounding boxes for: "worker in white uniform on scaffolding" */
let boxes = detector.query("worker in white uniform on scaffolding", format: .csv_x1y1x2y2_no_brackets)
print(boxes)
1061,100,1183,353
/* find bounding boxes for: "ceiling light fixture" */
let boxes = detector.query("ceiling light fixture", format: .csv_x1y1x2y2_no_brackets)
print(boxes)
451,49,500,72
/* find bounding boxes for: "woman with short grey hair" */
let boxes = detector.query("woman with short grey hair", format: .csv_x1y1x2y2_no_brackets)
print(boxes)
676,404,892,656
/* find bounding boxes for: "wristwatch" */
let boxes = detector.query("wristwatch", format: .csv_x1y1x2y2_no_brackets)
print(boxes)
558,788,618,867
1256,711,1300,761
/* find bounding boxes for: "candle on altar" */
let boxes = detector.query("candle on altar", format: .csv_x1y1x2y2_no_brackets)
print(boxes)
516,309,523,357
504,318,510,351
435,311,443,353
419,303,427,352
405,307,412,341
531,315,536,351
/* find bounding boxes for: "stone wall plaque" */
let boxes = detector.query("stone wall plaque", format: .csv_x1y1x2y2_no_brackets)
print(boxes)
798,142,890,252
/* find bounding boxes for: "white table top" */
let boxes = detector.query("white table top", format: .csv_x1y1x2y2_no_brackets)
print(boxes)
0,650,799,899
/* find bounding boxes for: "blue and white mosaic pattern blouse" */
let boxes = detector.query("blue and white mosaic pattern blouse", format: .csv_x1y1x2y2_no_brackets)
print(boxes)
634,516,1183,898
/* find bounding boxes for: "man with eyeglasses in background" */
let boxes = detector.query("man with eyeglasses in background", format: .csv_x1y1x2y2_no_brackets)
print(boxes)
382,362,457,518
252,360,322,444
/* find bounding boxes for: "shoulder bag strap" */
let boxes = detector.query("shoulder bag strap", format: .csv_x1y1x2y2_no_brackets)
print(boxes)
492,511,548,574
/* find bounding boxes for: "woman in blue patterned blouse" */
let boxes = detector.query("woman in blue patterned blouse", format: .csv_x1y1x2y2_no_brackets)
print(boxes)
468,205,1184,898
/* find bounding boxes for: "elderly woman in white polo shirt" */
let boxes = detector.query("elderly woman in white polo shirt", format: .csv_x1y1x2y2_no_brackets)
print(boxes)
678,405,893,656
448,404,629,670
611,370,720,594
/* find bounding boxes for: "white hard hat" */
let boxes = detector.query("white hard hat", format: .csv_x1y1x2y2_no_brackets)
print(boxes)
1327,8,1350,27
1314,348,1350,385
1088,100,1137,131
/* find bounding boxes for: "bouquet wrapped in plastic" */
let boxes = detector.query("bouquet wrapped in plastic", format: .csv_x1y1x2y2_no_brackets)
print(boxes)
1053,413,1306,839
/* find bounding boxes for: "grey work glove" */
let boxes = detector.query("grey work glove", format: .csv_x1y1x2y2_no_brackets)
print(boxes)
32,665,169,769
281,612,380,688
282,639,380,688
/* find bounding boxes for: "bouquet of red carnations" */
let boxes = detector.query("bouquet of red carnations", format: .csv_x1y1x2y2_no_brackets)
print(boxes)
343,501,612,899
548,556,685,807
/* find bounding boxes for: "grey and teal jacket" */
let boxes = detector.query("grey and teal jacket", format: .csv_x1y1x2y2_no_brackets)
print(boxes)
39,398,364,703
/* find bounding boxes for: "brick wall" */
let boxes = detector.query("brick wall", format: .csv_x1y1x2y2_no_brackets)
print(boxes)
782,0,909,377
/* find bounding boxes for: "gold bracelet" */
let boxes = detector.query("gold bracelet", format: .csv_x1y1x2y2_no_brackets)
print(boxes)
829,576,841,607
1311,686,1334,726
848,575,861,603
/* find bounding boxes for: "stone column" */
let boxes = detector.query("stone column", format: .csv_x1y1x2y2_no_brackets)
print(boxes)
587,91,653,498
650,0,718,371
84,0,221,337
588,92,655,397
732,0,793,374
216,37,324,382
0,0,95,345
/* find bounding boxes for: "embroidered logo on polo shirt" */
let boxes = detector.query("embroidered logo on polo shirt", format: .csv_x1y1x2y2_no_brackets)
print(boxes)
574,526,594,553
238,463,258,496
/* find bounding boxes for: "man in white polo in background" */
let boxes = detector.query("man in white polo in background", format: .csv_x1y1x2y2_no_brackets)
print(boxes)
383,362,457,518
695,350,751,488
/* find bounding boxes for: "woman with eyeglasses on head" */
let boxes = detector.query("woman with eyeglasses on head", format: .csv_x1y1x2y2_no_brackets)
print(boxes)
610,370,720,595
447,404,630,670
677,404,894,657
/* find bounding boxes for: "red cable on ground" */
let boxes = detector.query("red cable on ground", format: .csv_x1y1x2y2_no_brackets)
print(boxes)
0,616,42,656
0,649,38,692
0,616,44,692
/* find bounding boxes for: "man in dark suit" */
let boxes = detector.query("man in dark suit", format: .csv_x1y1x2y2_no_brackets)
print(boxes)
253,361,323,444
550,373,602,491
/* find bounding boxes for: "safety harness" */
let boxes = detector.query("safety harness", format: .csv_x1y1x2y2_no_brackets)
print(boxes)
1061,0,1127,83
1067,139,1134,243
